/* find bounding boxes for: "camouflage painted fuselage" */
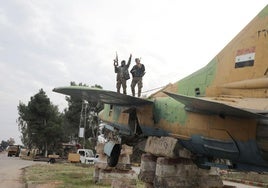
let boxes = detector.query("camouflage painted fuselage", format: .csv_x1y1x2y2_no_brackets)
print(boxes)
99,5,268,171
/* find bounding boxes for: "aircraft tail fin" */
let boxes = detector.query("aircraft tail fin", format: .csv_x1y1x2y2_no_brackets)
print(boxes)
164,5,268,99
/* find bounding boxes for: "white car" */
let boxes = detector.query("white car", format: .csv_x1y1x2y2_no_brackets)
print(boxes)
77,149,98,164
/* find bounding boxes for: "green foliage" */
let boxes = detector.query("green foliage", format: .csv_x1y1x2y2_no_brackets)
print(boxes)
17,82,104,154
62,81,103,149
17,89,63,154
62,82,85,142
7,138,15,145
24,163,144,188
0,140,9,150
23,164,111,188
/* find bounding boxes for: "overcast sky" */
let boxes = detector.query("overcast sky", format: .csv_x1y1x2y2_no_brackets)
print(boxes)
0,1,267,145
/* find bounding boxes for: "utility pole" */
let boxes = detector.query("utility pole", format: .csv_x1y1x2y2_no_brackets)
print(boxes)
79,100,88,149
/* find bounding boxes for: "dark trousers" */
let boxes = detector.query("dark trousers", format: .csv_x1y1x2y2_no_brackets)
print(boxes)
131,77,143,97
117,78,127,94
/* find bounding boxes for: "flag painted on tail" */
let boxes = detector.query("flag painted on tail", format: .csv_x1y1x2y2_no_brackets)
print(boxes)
235,47,255,68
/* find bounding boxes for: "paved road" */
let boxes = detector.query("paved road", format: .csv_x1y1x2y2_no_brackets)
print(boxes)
0,152,41,188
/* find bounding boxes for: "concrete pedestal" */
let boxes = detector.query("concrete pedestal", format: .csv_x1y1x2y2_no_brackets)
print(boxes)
139,136,224,188
138,153,157,183
94,143,137,187
139,155,223,187
154,157,223,188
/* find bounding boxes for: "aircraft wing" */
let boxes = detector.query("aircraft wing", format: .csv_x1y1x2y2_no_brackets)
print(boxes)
164,91,268,119
53,86,153,106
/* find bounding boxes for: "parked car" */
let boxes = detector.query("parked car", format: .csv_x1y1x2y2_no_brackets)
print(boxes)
77,149,98,164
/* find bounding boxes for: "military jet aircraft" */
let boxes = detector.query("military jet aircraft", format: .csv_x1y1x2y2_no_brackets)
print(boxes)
54,5,268,172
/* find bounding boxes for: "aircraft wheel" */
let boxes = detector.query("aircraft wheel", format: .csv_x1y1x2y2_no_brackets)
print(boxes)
107,144,121,167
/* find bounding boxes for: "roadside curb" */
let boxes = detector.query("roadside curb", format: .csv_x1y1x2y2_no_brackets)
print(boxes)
222,177,268,187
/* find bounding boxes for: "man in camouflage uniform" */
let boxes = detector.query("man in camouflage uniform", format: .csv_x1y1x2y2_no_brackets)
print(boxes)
130,58,145,97
114,54,132,94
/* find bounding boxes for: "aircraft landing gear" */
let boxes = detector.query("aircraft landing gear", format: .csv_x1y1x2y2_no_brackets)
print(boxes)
104,141,121,167
107,144,121,167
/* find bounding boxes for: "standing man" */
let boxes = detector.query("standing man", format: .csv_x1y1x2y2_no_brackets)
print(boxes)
114,53,132,94
130,58,145,97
